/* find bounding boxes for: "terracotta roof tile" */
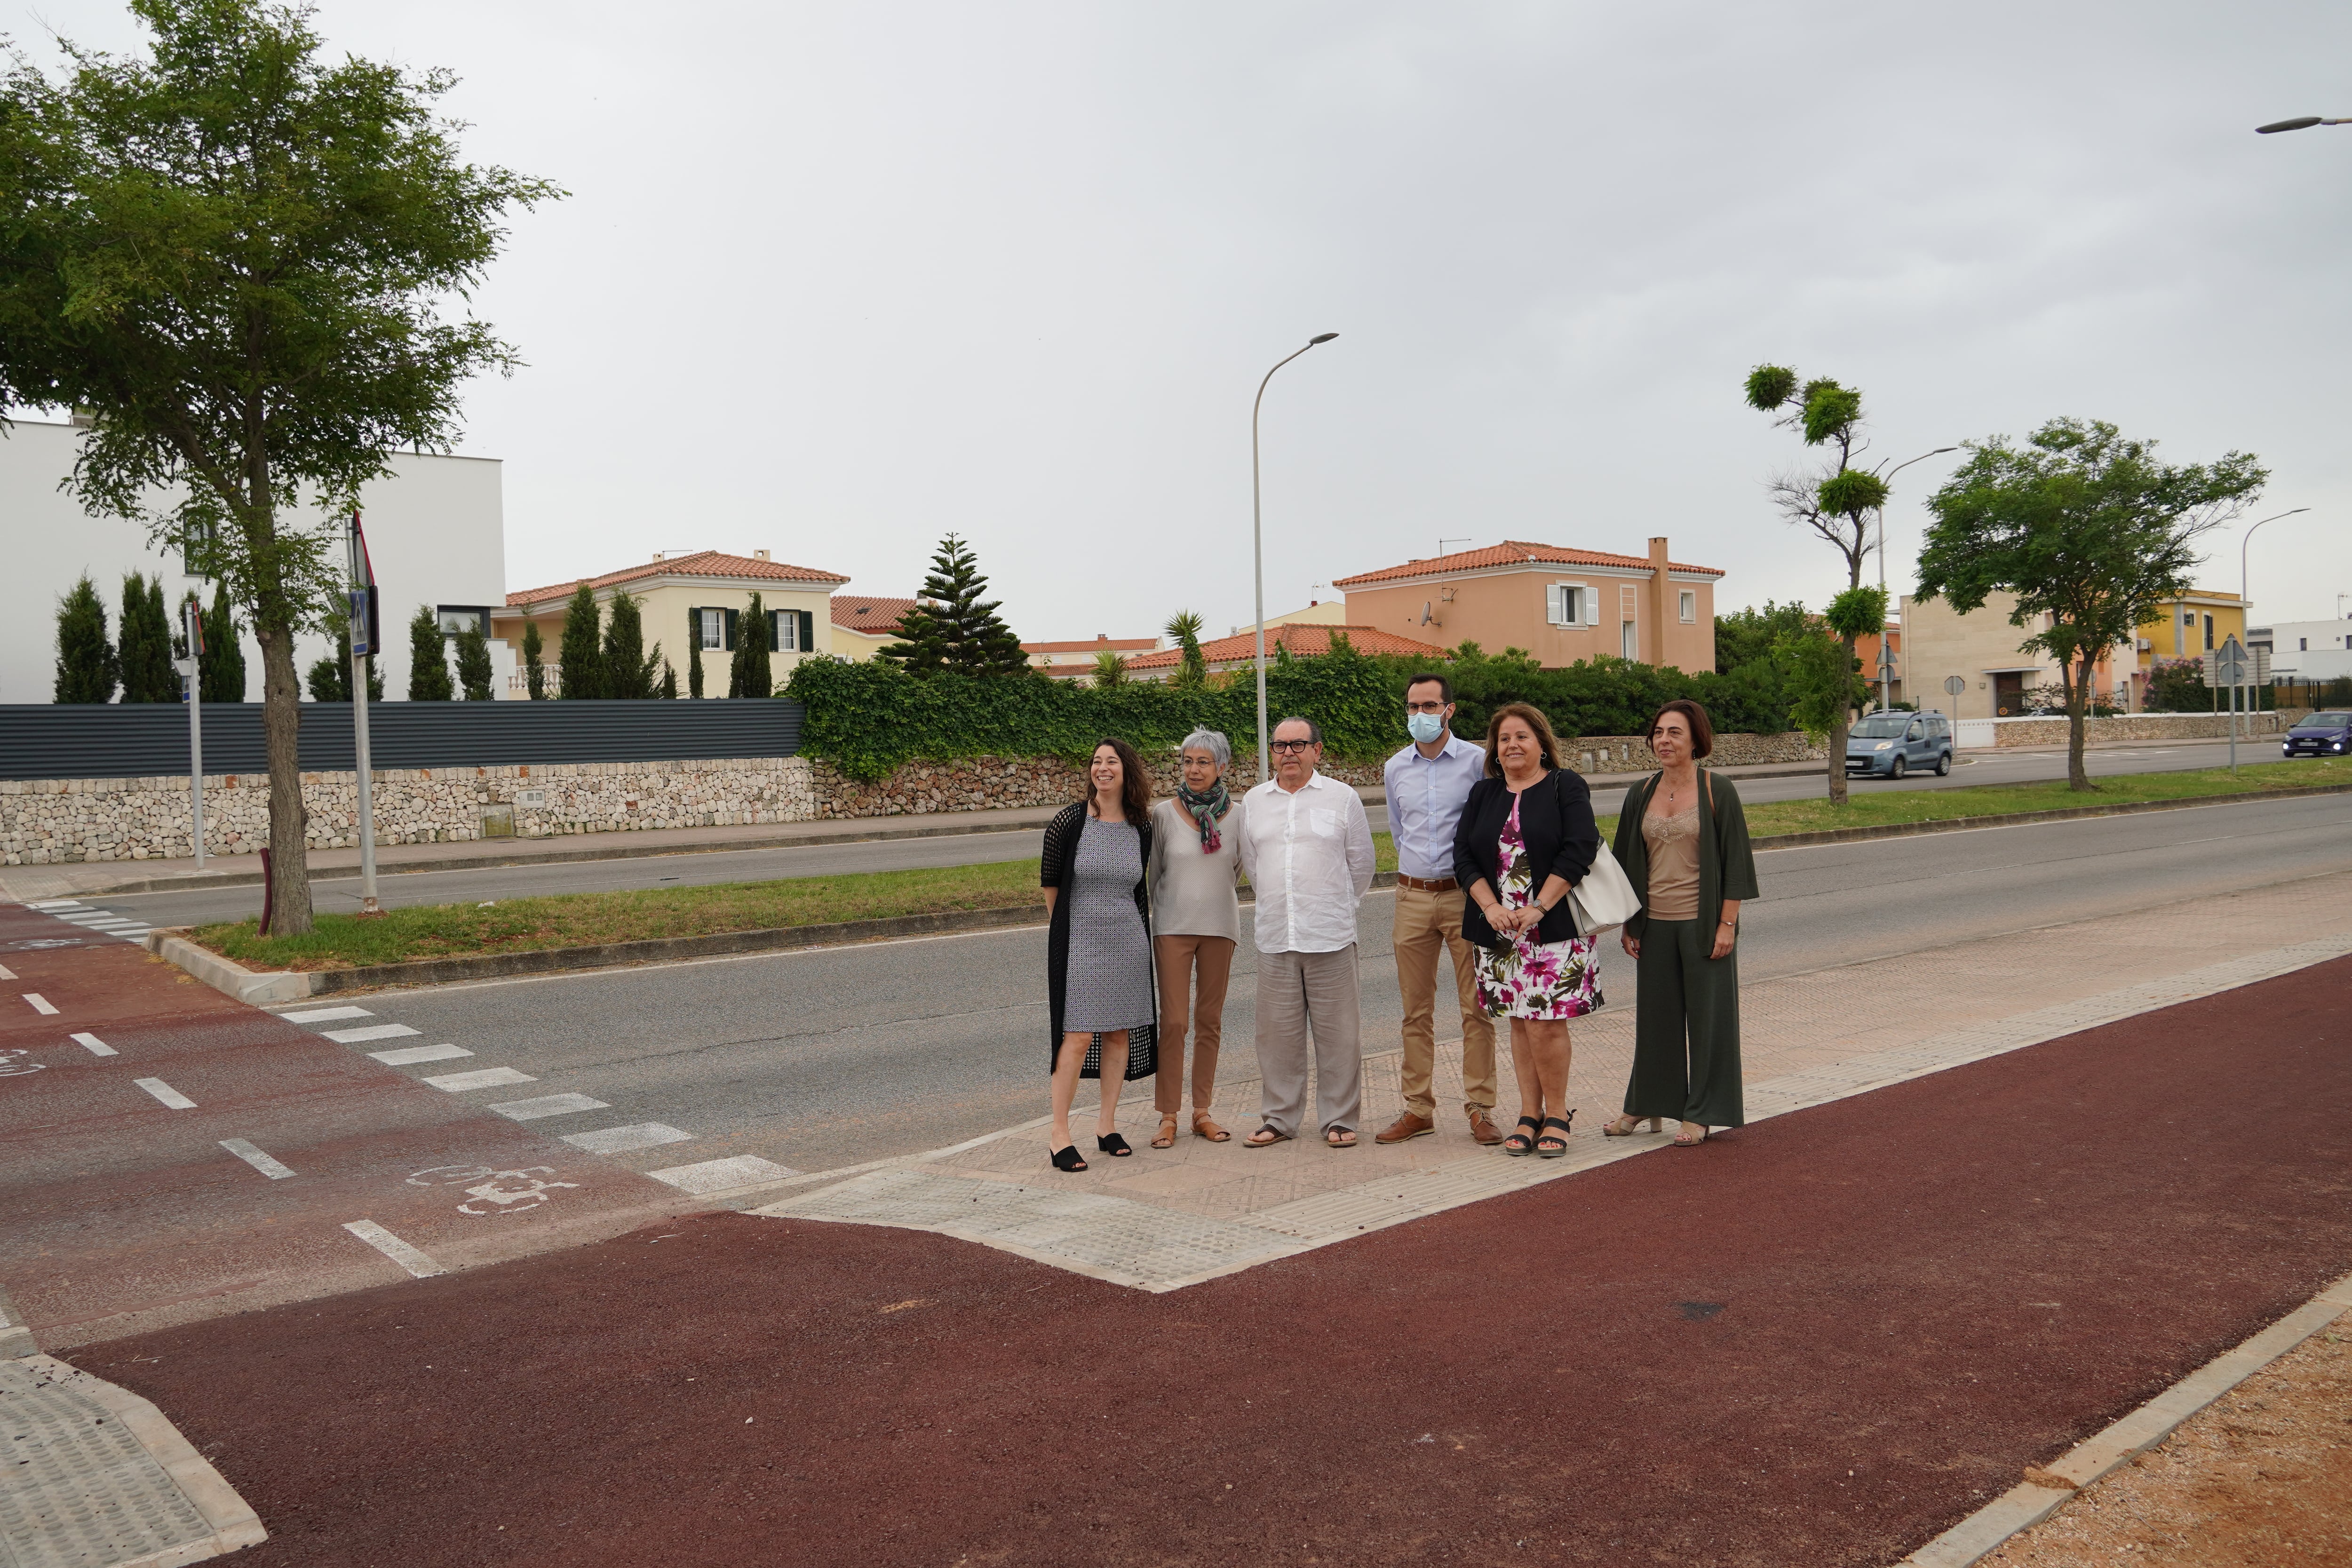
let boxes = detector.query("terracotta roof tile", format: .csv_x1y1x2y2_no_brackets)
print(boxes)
831,595,920,633
1021,637,1159,655
1332,539,1723,588
1127,624,1446,669
508,550,849,608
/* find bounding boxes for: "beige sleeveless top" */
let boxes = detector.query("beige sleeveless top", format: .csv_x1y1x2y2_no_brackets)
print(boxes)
1642,804,1701,921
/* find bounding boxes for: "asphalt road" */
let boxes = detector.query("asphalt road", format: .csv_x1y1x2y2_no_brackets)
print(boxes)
258,788,2352,1181
94,735,2279,928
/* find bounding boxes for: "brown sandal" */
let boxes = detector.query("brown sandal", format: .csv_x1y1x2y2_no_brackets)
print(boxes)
1151,1114,1178,1149
1192,1111,1231,1142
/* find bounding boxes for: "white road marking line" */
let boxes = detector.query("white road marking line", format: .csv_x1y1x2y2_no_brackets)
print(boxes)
421,1067,536,1091
279,1005,374,1024
648,1154,798,1194
342,1219,445,1279
219,1138,296,1179
323,1023,421,1043
489,1092,610,1121
22,994,58,1016
134,1077,197,1110
563,1122,694,1154
369,1043,472,1066
70,1032,117,1057
0,963,15,980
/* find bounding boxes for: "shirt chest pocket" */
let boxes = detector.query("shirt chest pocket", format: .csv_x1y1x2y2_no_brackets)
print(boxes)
1308,808,1338,838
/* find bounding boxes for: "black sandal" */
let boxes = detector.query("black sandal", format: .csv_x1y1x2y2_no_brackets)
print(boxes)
1050,1142,1088,1172
1536,1113,1573,1158
1096,1132,1133,1158
1501,1115,1542,1157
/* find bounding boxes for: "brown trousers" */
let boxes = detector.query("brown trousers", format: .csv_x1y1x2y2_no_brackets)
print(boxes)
1392,883,1498,1117
1154,933,1236,1114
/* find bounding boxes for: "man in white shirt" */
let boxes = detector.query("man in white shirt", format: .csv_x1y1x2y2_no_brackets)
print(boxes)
1376,673,1502,1146
1239,716,1377,1148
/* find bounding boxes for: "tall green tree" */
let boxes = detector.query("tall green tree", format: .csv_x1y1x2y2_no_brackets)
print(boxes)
305,598,380,701
659,659,678,700
199,580,245,700
729,592,771,697
520,620,547,700
1918,418,2265,790
601,590,660,699
0,0,559,932
53,573,118,702
879,533,1029,677
687,634,705,699
116,573,178,701
1713,600,1812,676
1164,609,1208,691
453,624,493,700
1091,649,1131,687
405,604,453,700
557,584,604,699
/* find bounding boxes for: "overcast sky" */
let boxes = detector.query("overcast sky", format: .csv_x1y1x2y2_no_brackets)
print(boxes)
13,1,2352,642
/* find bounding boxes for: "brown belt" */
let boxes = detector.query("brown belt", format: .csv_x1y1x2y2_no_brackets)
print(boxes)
1396,875,1459,892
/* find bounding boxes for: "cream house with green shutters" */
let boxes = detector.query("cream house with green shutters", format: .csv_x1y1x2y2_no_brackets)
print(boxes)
495,549,850,696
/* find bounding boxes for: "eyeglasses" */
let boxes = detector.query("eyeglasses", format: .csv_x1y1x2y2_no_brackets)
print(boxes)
1269,739,1317,753
1405,701,1448,714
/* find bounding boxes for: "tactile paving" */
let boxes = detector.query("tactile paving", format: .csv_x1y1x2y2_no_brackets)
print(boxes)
0,1359,213,1568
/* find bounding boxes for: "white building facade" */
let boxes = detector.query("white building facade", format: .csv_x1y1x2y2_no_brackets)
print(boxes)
1,416,507,704
2256,617,2352,685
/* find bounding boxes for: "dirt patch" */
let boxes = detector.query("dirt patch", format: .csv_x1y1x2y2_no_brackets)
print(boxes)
1987,1323,2352,1567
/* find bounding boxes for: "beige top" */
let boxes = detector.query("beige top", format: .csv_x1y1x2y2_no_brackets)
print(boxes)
1147,796,1244,943
1642,804,1701,921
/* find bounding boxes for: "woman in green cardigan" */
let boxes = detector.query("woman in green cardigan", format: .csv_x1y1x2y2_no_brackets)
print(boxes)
1604,700,1759,1146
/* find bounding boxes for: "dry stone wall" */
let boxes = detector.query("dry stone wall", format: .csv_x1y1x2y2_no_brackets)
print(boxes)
1987,710,2310,747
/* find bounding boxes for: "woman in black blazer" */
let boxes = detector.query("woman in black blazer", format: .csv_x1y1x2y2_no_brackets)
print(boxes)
1451,703,1603,1157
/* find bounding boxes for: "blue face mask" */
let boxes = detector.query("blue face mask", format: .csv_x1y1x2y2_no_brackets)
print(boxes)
1406,712,1447,744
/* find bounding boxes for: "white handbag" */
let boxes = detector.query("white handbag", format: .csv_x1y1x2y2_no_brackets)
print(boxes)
1568,841,1643,935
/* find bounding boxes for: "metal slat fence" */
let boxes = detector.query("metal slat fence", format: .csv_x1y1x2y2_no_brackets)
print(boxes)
0,700,805,780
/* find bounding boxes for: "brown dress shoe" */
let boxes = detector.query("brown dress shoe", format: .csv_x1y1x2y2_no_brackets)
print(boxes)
1375,1112,1435,1144
1467,1109,1505,1146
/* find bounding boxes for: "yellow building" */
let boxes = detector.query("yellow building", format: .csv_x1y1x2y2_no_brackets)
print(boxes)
829,595,919,662
2134,589,2247,672
496,549,850,696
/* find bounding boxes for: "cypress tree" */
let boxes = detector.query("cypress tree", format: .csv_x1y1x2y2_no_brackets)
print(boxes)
406,605,454,700
53,574,118,703
660,659,678,699
305,610,381,701
199,581,246,701
454,625,494,700
688,635,704,699
558,584,604,699
522,620,547,699
602,590,650,699
118,573,178,701
879,533,1030,677
729,592,771,697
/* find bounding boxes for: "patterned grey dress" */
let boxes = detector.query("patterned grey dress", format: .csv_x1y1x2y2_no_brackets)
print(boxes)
1063,816,1154,1032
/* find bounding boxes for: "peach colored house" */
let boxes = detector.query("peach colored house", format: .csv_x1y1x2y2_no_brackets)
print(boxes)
1333,538,1722,672
1023,634,1160,681
1126,623,1447,681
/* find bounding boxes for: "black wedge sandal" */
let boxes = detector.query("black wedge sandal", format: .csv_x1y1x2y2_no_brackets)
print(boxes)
1501,1114,1542,1157
1096,1131,1133,1158
1535,1112,1574,1158
1050,1142,1088,1172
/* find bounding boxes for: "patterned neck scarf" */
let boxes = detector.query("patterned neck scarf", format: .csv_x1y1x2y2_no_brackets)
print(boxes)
1175,779,1231,852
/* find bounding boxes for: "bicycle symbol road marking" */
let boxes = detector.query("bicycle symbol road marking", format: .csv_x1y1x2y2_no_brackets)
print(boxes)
405,1163,580,1216
0,1049,46,1077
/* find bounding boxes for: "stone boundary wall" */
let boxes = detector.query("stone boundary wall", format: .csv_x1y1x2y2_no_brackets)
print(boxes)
1988,710,2311,747
2,730,1826,863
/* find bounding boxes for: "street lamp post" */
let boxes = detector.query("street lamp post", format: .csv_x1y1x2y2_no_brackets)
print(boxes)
1872,446,1959,711
1251,332,1338,783
2238,507,2310,743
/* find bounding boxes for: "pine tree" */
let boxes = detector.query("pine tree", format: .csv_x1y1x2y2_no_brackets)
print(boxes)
406,605,454,700
730,592,772,697
879,533,1030,677
200,581,246,701
660,659,678,699
53,574,118,703
521,620,547,699
602,590,651,699
688,635,704,699
454,625,494,700
558,584,604,699
117,573,178,701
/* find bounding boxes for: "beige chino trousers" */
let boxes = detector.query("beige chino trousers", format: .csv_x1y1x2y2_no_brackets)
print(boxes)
1392,884,1498,1118
1254,945,1364,1138
1153,933,1235,1115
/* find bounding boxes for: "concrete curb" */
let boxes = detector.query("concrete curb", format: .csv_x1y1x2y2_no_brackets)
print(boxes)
142,932,315,1005
1746,778,2352,852
1896,1270,2352,1566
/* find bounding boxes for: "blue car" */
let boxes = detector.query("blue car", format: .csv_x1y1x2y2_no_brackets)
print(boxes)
1845,710,1954,779
2281,711,2352,757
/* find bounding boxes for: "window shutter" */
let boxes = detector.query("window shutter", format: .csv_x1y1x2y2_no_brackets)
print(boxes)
1546,585,1563,626
723,608,739,651
1584,590,1601,627
798,610,816,653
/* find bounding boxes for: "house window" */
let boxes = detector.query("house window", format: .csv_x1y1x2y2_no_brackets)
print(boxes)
698,609,728,650
1678,589,1696,624
1545,583,1592,627
436,606,489,637
2203,615,2214,651
1621,619,1637,660
772,610,799,652
2301,637,2309,651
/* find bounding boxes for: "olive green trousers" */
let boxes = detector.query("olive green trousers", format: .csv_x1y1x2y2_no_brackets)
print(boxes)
1627,918,1745,1128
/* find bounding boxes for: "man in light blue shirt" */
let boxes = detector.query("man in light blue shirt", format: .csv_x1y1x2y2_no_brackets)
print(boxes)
1375,672,1501,1146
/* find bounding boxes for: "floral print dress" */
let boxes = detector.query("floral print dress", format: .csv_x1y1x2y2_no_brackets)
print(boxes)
1473,788,1604,1021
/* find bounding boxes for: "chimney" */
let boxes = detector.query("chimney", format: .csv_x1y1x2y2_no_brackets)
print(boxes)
651,550,664,562
753,549,771,562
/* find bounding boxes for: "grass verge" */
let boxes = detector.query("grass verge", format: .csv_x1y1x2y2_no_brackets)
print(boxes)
189,763,2344,973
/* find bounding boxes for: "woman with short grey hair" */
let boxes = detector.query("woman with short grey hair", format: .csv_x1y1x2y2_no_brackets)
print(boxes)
1145,729,1245,1146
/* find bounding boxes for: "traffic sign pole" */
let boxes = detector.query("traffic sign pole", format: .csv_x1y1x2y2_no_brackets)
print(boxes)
349,512,382,917
178,597,206,869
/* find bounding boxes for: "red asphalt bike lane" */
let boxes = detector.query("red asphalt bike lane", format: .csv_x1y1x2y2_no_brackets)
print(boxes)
70,952,2352,1566
0,903,688,1346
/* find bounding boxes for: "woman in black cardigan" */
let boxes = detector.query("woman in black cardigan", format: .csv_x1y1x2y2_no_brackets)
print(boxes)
1040,738,1158,1172
1452,704,1602,1157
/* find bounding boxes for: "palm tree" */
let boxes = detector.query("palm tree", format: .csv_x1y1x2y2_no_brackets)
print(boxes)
1164,609,1207,690
1092,649,1131,687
